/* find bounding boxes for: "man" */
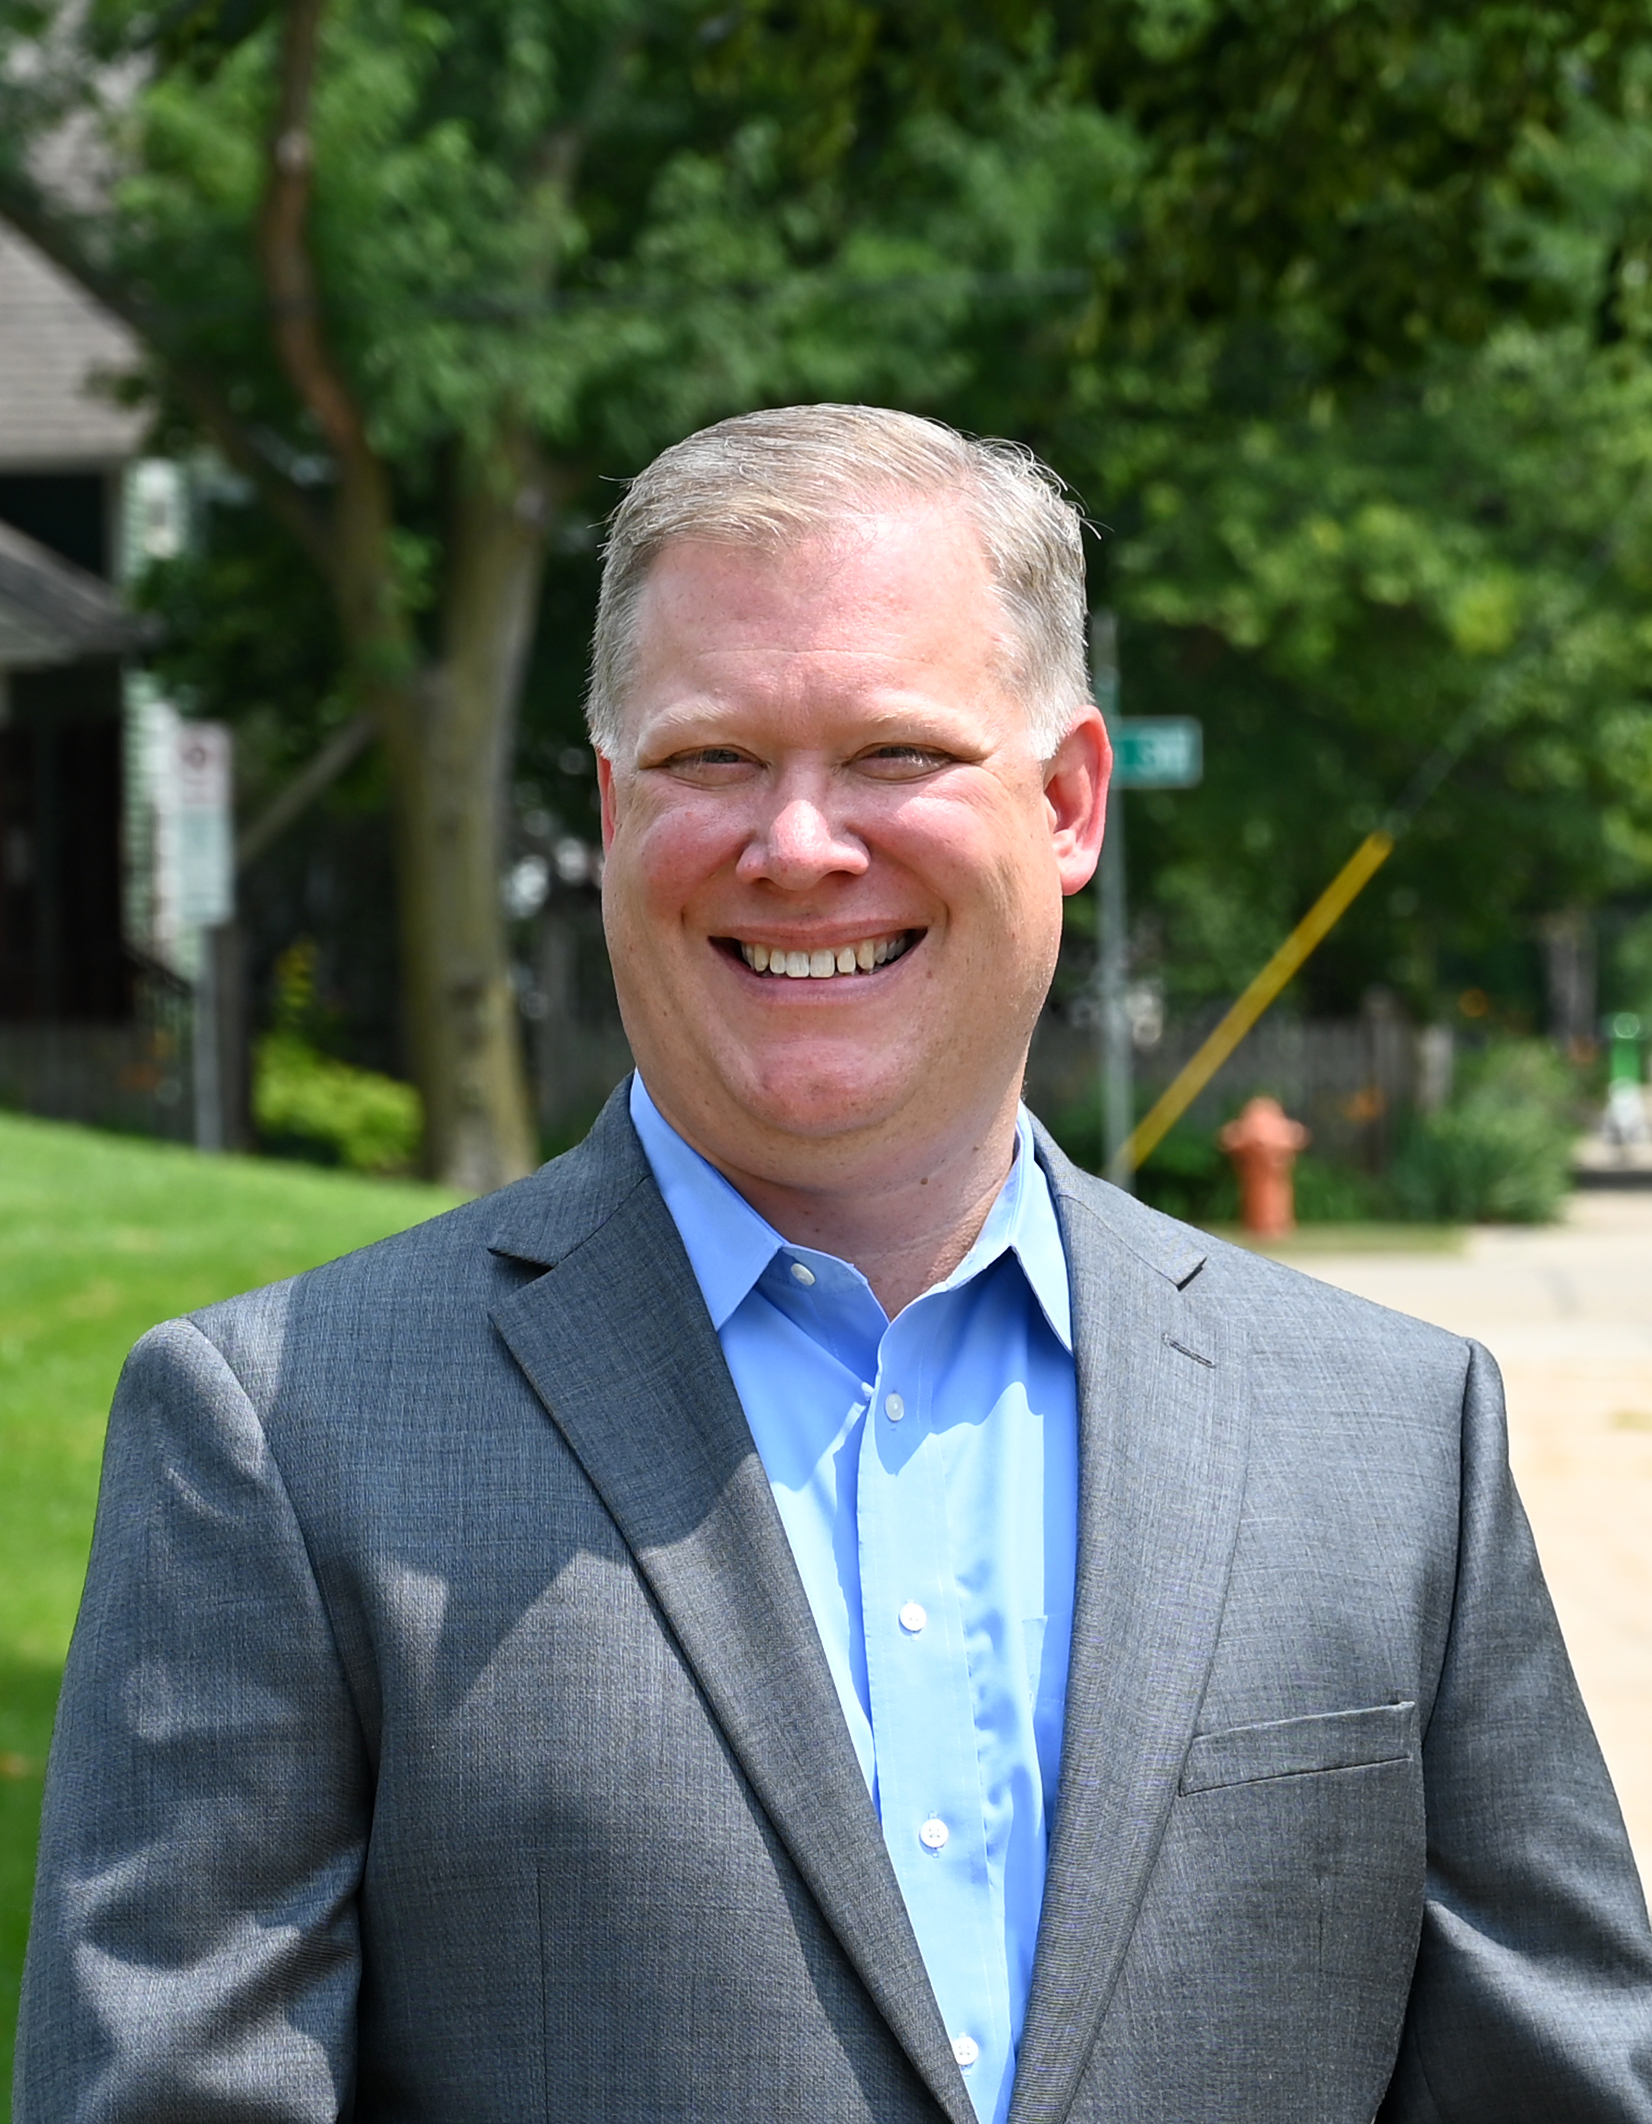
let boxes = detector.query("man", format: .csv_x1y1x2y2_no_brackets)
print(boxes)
18,405,1652,2122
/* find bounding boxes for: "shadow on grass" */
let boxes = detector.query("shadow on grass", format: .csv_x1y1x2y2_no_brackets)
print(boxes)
1,1654,63,2118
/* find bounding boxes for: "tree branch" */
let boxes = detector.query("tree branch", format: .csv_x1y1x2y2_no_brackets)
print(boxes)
257,0,372,465
0,174,335,572
236,711,374,870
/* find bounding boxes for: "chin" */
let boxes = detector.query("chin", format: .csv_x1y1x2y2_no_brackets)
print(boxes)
725,1044,919,1143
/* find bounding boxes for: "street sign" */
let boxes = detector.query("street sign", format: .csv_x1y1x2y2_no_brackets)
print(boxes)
1110,716,1202,790
173,722,235,929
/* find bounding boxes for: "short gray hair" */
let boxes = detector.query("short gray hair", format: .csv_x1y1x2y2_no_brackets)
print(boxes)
586,404,1091,759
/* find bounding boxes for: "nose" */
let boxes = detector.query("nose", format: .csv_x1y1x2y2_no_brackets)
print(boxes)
736,784,869,890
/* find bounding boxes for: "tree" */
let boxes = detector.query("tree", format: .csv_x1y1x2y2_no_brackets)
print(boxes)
1064,39,1652,1030
4,0,1644,1189
0,0,1135,1185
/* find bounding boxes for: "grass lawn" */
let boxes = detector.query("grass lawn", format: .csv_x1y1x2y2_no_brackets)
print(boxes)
0,1112,457,2110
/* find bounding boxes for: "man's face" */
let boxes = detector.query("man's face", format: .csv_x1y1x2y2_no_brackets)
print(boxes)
597,498,1108,1184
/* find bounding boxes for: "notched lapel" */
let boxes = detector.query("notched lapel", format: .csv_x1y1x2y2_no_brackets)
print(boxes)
1010,1171,1249,2124
490,1128,975,2124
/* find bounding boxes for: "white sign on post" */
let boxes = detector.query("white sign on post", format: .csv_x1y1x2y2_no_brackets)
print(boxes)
174,721,235,930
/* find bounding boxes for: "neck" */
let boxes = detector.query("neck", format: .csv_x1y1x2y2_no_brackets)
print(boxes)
654,1083,1024,1317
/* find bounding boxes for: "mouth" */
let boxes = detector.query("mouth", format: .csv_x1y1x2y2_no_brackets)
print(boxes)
720,929,920,981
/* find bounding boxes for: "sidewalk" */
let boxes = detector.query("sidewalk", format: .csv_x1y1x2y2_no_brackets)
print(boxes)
1289,1191,1652,1887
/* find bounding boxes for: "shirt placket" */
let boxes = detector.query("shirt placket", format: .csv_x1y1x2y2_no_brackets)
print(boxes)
858,1297,1012,2121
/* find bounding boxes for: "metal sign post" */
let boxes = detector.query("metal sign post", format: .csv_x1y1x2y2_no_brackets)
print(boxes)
1092,625,1129,1190
173,722,235,1153
1090,613,1202,1190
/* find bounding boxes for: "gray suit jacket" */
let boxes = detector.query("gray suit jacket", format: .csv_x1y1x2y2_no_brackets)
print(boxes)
17,1088,1652,2122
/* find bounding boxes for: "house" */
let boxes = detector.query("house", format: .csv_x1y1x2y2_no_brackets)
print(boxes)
0,222,197,1135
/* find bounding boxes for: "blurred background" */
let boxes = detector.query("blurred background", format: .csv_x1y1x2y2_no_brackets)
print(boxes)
4,0,1652,2096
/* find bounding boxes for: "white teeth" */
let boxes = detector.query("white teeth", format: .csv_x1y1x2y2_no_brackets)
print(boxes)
739,932,913,979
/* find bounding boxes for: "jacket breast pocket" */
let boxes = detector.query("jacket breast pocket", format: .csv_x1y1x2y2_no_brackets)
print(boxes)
1179,1700,1416,1795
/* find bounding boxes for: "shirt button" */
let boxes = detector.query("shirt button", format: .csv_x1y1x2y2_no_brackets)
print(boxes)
898,1601,927,1634
789,1261,816,1286
951,2035,980,2068
884,1392,905,1421
919,1816,949,1851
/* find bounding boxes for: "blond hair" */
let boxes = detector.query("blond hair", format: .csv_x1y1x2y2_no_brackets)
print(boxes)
586,404,1091,758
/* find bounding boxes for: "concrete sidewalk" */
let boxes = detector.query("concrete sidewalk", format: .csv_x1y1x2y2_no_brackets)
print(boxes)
1287,1191,1652,1888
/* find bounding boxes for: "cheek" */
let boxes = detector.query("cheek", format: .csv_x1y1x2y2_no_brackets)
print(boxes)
879,796,1055,924
617,804,746,917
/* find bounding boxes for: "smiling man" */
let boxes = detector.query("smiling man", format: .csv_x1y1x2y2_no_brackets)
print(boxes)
18,406,1652,2124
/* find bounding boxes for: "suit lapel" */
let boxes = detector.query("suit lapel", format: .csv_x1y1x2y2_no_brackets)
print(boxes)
1009,1158,1249,2124
489,1097,975,2124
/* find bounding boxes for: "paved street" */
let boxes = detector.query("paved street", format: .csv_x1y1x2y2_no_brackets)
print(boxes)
1293,1191,1652,1890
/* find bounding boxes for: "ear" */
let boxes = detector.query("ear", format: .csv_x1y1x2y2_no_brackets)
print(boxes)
596,751,620,850
1045,706,1110,894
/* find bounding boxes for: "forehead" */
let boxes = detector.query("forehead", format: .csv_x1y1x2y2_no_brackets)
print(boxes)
625,500,1009,705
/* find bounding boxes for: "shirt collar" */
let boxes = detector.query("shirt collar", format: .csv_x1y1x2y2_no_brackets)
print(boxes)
938,1106,1072,1350
628,1074,1071,1350
629,1075,781,1330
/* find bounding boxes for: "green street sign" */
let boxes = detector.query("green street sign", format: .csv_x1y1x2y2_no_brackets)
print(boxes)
1110,716,1203,790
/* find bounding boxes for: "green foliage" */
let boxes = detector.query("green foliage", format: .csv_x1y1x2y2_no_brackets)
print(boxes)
1612,909,1652,1021
1097,308,1652,1017
1392,1040,1578,1223
252,941,422,1172
1134,1123,1238,1226
1290,1154,1391,1224
130,476,362,813
253,1034,423,1174
8,0,1652,1038
1042,1101,1242,1222
0,1110,455,2100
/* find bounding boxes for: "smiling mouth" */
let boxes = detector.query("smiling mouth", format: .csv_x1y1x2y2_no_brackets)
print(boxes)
724,930,919,980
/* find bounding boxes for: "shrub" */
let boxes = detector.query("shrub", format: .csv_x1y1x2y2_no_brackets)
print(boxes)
1290,1153,1389,1223
252,939,423,1175
253,1033,423,1175
1391,1040,1575,1224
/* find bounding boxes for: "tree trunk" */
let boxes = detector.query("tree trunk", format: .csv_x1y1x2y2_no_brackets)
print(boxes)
7,0,555,1195
373,429,553,1192
253,0,540,1190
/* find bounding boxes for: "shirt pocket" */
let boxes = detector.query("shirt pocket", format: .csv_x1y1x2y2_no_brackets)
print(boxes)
1179,1701,1416,1796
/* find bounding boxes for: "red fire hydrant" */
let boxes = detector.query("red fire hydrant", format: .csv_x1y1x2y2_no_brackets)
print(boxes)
1219,1096,1311,1238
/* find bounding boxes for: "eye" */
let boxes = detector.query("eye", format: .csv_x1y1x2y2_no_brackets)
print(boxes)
654,745,758,783
856,743,955,778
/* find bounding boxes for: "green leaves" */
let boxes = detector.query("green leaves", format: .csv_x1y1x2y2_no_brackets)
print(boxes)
8,0,1652,1038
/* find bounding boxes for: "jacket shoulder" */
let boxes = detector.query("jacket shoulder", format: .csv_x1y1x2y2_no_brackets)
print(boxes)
1033,1122,1473,1371
188,1085,648,1397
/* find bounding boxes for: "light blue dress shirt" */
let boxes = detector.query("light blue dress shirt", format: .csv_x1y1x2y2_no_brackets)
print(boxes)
630,1077,1078,2124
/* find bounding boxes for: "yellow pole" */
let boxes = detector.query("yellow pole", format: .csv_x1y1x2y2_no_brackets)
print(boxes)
1116,829,1396,1178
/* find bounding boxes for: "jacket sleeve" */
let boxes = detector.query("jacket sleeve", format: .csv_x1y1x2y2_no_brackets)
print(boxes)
15,1316,369,2123
1380,1338,1652,2121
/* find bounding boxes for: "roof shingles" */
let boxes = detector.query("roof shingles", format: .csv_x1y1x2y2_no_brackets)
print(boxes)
0,224,145,471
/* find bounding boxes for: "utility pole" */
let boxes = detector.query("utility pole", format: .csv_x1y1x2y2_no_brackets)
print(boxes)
1088,612,1203,1189
1092,612,1134,1191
